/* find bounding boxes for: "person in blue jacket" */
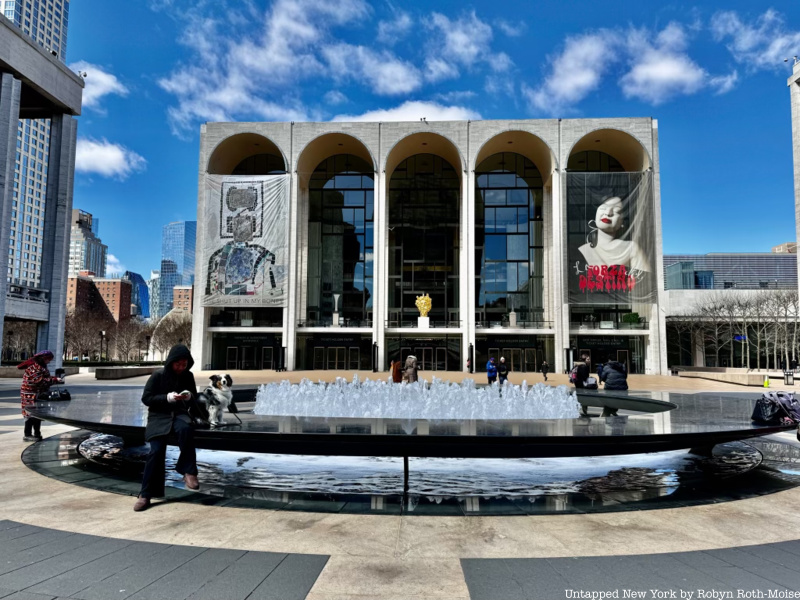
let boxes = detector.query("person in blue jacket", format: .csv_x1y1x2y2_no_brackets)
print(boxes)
486,357,498,385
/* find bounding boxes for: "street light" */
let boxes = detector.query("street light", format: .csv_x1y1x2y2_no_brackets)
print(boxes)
145,335,151,361
99,330,106,362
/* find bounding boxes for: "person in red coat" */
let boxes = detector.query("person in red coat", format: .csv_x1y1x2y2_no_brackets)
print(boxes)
18,350,61,442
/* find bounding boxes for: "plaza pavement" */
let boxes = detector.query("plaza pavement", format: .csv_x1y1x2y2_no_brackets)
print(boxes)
1,371,800,598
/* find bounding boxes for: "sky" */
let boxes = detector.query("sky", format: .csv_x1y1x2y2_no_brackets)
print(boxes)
65,0,800,278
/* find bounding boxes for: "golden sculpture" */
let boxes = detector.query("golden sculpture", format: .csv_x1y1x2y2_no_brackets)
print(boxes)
415,293,432,318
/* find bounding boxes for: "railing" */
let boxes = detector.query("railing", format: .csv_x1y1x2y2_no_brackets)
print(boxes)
297,318,373,328
570,321,649,330
475,320,553,329
384,320,462,329
6,284,49,303
208,318,282,327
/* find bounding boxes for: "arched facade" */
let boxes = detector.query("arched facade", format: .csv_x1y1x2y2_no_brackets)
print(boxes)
192,118,666,375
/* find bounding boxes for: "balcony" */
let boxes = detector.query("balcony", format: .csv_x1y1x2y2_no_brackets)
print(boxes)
476,319,552,330
208,317,282,328
570,320,649,331
384,319,462,329
297,318,373,328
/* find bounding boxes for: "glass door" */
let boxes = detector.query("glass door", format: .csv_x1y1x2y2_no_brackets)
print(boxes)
617,349,630,374
261,347,273,370
524,348,537,372
348,347,360,370
327,347,346,370
240,346,253,370
503,348,522,372
313,347,324,370
415,347,433,371
226,347,238,371
435,347,447,371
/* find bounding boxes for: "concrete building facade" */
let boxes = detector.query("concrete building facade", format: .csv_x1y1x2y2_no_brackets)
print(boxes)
192,118,666,375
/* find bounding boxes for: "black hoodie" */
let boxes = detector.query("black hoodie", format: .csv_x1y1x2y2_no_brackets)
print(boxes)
600,361,628,391
141,344,198,441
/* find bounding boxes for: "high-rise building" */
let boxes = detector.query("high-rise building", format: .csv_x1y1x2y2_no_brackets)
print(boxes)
68,209,106,277
122,271,150,319
1,0,70,288
147,270,160,322
157,221,196,319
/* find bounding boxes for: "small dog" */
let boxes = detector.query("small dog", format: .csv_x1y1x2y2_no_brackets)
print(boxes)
198,374,233,427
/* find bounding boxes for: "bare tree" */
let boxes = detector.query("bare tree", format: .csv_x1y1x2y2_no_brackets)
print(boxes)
64,309,113,361
113,318,147,362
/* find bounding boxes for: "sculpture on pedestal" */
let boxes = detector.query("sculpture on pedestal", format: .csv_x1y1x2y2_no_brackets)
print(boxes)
415,293,431,317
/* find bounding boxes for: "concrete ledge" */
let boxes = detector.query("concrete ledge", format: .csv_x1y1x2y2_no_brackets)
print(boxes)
94,366,159,380
0,366,79,378
678,371,782,387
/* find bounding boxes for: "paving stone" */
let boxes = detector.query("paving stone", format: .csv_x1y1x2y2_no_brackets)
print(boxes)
0,530,77,560
26,542,168,597
186,551,286,600
247,554,329,600
461,559,525,600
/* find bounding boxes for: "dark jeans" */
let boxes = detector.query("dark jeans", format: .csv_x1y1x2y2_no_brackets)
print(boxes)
139,418,197,499
488,375,497,384
24,417,41,437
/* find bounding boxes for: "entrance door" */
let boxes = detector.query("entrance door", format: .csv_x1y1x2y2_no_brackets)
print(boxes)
327,347,346,370
503,348,522,372
240,346,253,370
524,348,537,373
415,347,433,371
313,347,324,370
261,347,273,370
348,347,360,370
617,349,630,374
435,347,447,371
226,347,238,371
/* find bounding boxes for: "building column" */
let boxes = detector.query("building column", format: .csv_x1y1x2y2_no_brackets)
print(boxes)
285,172,299,370
0,73,21,363
788,64,800,323
373,168,385,369
38,113,77,369
460,165,471,370
551,167,568,374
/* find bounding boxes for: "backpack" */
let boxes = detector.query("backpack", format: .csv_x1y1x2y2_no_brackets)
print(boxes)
752,391,800,425
569,364,580,384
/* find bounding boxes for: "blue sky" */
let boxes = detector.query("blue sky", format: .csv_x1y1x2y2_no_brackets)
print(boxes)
66,0,800,278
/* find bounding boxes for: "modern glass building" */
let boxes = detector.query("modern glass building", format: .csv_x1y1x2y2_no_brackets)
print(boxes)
157,221,196,320
1,0,69,288
664,254,798,290
192,119,666,374
122,270,150,319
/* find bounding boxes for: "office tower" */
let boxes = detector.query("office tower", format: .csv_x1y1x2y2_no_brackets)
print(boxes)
68,209,107,277
147,270,160,322
122,271,150,319
157,221,195,319
1,0,70,288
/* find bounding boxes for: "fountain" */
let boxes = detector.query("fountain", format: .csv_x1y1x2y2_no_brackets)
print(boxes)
253,376,581,421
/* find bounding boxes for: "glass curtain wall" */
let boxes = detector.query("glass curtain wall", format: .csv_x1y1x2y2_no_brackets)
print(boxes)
475,153,544,326
232,153,285,175
388,154,460,325
307,155,374,326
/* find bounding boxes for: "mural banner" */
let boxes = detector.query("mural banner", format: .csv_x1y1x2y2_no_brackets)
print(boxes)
567,172,656,304
202,174,290,307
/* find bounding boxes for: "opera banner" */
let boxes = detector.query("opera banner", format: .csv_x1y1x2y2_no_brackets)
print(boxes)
202,174,290,307
566,172,656,304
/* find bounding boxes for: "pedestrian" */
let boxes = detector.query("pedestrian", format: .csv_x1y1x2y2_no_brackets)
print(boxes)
486,357,497,385
403,354,419,383
134,344,201,512
391,357,403,383
18,350,62,442
498,356,509,385
573,354,592,389
596,361,604,380
541,360,549,382
601,360,628,393
466,358,472,373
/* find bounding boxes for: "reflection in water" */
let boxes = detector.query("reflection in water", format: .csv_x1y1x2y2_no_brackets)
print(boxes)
79,434,761,498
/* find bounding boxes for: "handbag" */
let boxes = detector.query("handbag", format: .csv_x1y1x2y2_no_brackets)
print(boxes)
38,388,71,401
584,376,599,390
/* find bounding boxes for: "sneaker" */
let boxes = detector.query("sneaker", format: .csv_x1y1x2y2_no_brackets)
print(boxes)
34,434,43,441
183,473,200,490
133,496,151,512
22,436,37,442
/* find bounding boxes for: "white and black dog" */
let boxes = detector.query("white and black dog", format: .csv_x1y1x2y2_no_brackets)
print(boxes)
198,374,233,427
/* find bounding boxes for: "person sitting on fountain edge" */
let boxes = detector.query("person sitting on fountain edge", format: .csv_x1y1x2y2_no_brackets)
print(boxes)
134,344,201,512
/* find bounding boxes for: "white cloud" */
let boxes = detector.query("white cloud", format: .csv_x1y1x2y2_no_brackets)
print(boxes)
424,57,459,83
620,24,707,105
495,19,525,37
709,70,739,95
711,9,800,70
68,60,128,110
323,44,422,95
324,90,348,105
524,31,619,113
75,138,146,180
106,254,127,276
429,12,492,66
378,10,413,44
434,90,477,103
332,100,480,122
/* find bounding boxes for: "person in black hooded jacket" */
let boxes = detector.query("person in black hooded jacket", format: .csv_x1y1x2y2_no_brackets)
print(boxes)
134,344,200,512
600,361,628,391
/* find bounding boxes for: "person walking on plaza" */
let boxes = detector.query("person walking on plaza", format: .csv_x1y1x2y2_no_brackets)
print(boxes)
18,350,62,442
134,344,200,512
541,360,549,382
403,354,419,383
486,357,497,385
498,357,509,385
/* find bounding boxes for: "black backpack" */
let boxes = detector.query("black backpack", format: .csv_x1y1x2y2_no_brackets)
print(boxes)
752,391,800,425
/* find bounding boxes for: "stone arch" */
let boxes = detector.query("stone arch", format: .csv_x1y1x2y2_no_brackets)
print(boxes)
567,128,651,171
206,132,287,175
384,131,464,180
473,130,557,179
296,132,376,187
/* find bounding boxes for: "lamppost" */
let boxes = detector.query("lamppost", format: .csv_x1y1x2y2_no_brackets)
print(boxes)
99,330,105,362
145,335,151,362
